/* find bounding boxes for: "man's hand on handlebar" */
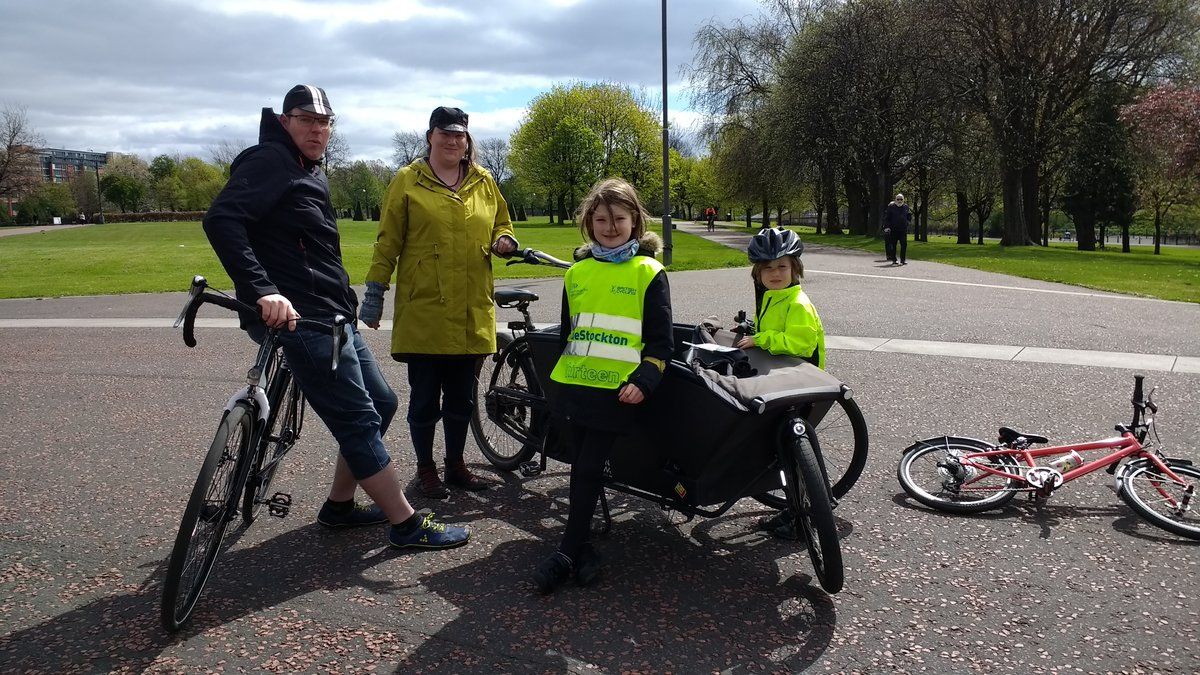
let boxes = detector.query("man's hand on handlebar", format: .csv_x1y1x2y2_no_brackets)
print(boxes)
257,294,300,330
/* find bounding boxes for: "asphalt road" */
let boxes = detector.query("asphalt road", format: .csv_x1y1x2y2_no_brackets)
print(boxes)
1,237,1198,673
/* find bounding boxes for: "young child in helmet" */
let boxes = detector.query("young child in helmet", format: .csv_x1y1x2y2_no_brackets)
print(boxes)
738,227,826,538
533,178,674,594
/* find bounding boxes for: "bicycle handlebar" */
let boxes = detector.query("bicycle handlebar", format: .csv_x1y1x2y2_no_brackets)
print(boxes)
176,276,350,373
506,247,572,269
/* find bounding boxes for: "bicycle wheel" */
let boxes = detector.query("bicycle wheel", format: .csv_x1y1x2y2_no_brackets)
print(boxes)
897,438,1021,514
752,398,869,510
471,339,542,471
161,402,254,632
1118,460,1200,540
786,434,843,594
243,373,303,525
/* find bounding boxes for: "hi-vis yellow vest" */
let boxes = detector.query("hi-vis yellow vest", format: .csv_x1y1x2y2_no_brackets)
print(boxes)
551,255,664,389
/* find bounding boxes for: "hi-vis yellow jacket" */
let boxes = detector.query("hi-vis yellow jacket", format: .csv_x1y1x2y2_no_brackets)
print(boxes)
366,159,514,356
755,283,826,369
552,255,664,389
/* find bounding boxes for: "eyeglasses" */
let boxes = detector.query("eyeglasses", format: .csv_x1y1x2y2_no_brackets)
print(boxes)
286,114,335,129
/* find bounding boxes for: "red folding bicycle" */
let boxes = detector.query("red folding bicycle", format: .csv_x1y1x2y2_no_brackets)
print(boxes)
897,375,1199,539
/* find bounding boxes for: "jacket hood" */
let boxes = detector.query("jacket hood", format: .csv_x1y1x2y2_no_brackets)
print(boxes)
573,231,663,260
258,107,319,167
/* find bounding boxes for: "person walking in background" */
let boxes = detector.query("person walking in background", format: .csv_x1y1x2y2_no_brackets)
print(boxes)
203,85,468,550
883,193,911,265
361,106,518,500
705,206,717,232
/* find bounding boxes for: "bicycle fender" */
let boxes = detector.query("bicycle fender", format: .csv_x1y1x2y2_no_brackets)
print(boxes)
901,435,994,454
224,386,270,423
1114,456,1195,489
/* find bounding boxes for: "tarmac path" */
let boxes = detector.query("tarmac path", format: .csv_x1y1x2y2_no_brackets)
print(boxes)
1,224,1198,673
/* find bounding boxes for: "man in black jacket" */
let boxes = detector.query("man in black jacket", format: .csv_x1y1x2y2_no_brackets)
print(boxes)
882,193,911,265
203,85,468,550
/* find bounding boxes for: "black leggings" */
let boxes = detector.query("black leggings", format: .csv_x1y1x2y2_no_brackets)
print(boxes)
405,356,480,466
559,426,618,558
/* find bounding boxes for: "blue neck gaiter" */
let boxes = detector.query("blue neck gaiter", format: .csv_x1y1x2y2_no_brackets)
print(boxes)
591,238,640,263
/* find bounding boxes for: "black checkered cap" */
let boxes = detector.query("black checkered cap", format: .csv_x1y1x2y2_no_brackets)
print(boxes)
282,84,334,116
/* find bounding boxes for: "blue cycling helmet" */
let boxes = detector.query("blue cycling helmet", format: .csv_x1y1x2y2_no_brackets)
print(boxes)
747,228,804,263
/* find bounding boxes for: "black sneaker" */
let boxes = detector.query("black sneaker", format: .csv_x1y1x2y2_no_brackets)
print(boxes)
317,501,388,528
574,544,602,587
388,512,470,550
533,552,573,594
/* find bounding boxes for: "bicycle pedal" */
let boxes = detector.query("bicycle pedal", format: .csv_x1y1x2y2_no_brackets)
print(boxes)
519,461,542,477
267,492,292,518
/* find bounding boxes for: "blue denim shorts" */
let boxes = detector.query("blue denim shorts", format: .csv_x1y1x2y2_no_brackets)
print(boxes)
265,323,399,480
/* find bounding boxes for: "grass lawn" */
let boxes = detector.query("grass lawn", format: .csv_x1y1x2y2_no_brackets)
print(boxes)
0,217,748,298
714,223,1199,303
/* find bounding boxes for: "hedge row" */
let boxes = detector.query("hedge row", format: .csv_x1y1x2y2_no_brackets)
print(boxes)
103,211,208,223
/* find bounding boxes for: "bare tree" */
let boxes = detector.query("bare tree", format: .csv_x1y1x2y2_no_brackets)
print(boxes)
476,137,511,184
323,131,351,173
207,138,248,175
392,130,425,168
0,105,44,205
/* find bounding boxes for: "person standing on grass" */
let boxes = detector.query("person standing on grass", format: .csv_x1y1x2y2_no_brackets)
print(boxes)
361,106,518,499
883,193,911,265
203,85,469,551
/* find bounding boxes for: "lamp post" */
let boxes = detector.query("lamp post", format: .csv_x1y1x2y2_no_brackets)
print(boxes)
93,159,105,224
362,188,368,221
660,0,673,265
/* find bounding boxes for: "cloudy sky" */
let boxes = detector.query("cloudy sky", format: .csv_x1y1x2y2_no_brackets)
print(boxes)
2,0,762,164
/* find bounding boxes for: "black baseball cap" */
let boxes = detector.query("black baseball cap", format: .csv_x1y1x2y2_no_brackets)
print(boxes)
429,106,468,132
282,84,334,116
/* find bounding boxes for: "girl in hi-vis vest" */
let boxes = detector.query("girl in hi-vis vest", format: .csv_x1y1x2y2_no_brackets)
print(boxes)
534,178,674,594
737,227,827,539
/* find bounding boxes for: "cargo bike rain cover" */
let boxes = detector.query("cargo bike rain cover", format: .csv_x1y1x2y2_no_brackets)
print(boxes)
523,325,846,508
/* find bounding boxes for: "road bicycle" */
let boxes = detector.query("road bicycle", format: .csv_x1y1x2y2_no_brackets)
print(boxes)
470,249,871,593
897,375,1198,539
160,276,348,632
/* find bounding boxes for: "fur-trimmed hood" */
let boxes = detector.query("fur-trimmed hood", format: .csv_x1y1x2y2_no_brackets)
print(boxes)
573,231,664,261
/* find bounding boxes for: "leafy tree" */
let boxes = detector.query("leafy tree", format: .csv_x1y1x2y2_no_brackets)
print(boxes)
100,154,150,212
16,182,75,224
328,160,387,218
148,154,183,210
69,167,101,218
934,0,1197,245
1062,83,1138,251
1121,85,1200,254
177,157,224,211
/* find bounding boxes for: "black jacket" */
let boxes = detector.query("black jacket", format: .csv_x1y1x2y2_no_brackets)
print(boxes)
883,202,911,231
203,109,357,323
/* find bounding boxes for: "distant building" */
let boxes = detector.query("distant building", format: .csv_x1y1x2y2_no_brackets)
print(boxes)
4,147,109,218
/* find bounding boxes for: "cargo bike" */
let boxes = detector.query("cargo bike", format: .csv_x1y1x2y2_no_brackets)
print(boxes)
470,249,870,593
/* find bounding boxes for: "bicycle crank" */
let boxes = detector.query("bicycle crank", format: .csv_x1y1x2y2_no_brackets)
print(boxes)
267,492,292,518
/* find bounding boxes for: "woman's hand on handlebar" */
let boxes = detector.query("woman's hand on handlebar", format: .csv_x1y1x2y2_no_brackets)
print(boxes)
617,383,645,405
491,235,518,257
736,335,757,349
257,294,300,330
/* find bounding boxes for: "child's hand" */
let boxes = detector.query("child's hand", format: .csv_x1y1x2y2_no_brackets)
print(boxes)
736,335,756,349
617,383,645,405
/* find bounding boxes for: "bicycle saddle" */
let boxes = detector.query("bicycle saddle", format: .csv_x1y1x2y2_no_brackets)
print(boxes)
997,427,1048,445
494,288,539,306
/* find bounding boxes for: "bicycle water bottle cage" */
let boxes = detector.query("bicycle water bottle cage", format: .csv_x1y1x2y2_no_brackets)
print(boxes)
998,427,1048,447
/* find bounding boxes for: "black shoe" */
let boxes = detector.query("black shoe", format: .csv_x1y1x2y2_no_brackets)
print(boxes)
900,261,907,265
756,509,791,532
574,544,602,587
317,500,388,528
533,552,573,594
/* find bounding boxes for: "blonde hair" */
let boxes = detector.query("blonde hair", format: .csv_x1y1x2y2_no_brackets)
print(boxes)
576,178,650,245
751,255,803,286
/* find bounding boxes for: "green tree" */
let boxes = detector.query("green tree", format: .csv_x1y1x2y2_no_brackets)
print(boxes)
100,154,150,213
1062,83,1138,251
177,157,224,211
148,154,183,211
16,182,75,224
68,168,101,219
329,160,387,218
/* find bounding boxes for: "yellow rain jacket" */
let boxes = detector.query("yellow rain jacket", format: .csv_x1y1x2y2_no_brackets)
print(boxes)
366,158,514,356
755,284,826,369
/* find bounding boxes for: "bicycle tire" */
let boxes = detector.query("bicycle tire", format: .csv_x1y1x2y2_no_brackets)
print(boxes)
1118,460,1200,540
242,372,303,525
752,398,869,510
897,438,1021,514
161,402,254,632
471,338,542,471
786,433,843,594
